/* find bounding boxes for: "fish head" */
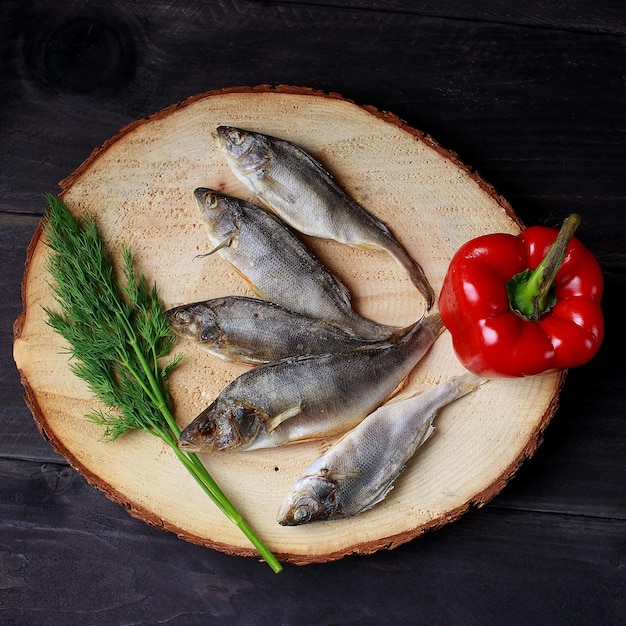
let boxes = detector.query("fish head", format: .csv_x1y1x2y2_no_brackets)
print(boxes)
165,303,221,345
215,126,269,175
194,188,240,244
276,474,338,526
178,400,264,452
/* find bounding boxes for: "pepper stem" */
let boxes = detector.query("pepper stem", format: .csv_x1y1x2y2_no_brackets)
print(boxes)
507,214,581,320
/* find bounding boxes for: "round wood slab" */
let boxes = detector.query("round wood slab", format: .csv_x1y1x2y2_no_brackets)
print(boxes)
14,86,564,566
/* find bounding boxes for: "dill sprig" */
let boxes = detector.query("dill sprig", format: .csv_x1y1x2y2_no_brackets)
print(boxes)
42,194,282,574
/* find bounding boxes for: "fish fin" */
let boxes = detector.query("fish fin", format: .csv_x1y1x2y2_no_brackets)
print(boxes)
420,424,436,445
456,373,489,394
195,238,232,258
350,241,387,252
227,265,264,298
267,402,303,432
384,389,418,406
328,470,361,481
328,272,353,307
358,483,396,514
258,175,297,207
382,376,410,404
279,139,336,181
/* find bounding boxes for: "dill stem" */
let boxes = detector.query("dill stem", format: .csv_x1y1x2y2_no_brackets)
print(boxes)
171,446,283,573
141,405,283,572
120,323,180,435
118,316,283,572
119,326,283,572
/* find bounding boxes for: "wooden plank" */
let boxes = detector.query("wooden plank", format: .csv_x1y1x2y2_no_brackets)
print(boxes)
260,0,626,33
1,213,63,463
1,1,624,269
0,458,622,624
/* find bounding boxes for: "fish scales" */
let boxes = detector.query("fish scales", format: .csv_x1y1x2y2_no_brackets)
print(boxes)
277,372,487,525
178,313,444,452
215,126,435,309
165,296,386,365
194,188,401,342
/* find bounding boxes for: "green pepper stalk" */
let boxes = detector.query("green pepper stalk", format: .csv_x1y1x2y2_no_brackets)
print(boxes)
507,213,581,320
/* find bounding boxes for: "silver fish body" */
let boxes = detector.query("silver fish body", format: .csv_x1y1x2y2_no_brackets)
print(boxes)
277,372,486,525
178,313,443,452
165,296,387,365
194,188,400,342
215,126,435,309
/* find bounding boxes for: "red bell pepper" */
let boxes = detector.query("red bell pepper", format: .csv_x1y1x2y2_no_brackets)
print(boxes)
439,214,604,377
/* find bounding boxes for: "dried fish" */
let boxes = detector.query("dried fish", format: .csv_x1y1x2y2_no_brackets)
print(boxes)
166,296,395,365
178,313,443,452
215,126,435,309
194,188,402,342
277,373,486,525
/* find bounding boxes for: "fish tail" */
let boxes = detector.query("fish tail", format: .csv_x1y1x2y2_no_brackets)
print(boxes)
398,311,444,350
389,322,419,342
421,311,444,338
347,317,407,343
384,240,436,310
455,372,488,396
402,255,436,310
384,310,444,343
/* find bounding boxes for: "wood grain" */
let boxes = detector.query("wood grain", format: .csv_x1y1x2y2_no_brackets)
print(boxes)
1,456,619,623
13,86,564,564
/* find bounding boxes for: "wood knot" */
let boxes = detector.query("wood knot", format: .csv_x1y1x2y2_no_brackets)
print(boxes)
23,10,138,95
41,463,74,494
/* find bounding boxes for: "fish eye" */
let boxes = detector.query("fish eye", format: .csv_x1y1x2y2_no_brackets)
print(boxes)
293,506,311,524
179,414,217,449
228,129,244,145
175,310,191,323
197,417,217,439
206,193,219,209
196,416,223,450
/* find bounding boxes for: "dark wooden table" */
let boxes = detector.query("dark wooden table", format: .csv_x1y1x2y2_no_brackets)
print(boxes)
2,1,624,624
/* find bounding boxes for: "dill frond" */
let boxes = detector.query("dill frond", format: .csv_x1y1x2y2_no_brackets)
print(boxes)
42,194,282,573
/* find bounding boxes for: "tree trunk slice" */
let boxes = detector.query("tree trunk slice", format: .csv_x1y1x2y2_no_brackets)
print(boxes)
13,85,564,566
